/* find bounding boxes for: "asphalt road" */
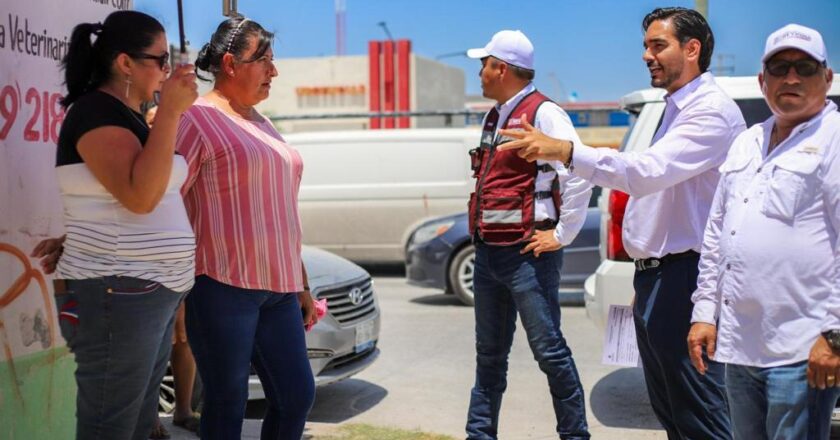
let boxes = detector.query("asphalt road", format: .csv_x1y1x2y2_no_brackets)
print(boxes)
165,272,839,439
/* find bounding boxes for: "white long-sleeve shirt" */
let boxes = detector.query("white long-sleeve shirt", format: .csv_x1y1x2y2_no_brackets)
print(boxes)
572,73,746,258
487,83,593,246
691,101,840,368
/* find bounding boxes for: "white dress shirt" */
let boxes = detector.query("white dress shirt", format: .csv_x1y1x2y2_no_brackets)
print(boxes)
572,73,746,259
691,101,840,368
486,83,593,246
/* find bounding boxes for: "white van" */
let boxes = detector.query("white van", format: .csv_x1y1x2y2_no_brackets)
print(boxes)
584,76,840,332
284,128,480,263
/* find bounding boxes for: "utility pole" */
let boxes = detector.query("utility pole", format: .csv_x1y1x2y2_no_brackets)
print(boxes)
222,0,238,17
695,0,708,18
336,0,346,56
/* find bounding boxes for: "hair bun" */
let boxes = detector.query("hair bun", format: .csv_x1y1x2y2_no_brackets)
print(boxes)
195,43,212,69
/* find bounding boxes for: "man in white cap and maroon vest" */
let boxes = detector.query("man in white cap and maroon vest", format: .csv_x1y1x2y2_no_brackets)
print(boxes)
464,29,593,440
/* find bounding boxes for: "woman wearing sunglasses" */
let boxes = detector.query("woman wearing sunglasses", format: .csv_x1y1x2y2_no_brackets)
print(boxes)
46,10,197,440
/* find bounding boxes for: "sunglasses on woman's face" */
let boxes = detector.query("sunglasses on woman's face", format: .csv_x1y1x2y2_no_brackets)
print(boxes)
764,58,824,78
129,52,170,70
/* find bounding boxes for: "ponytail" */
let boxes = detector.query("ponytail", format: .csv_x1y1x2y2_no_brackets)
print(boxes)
194,42,215,82
59,11,164,108
60,23,102,108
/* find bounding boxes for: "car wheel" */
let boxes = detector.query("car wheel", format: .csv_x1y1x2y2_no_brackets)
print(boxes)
158,362,204,415
448,244,475,306
158,364,176,414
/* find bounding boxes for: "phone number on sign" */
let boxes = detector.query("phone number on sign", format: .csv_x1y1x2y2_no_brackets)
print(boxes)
0,83,65,144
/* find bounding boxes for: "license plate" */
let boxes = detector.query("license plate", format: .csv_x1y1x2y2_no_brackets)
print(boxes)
354,320,375,352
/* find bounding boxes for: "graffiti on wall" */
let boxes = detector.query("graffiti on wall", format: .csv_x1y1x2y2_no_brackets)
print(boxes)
0,242,56,409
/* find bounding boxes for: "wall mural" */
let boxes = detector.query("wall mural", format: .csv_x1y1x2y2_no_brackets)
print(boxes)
0,242,55,409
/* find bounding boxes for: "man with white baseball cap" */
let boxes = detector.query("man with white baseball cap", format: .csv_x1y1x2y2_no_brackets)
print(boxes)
688,23,840,439
466,30,535,70
463,29,593,440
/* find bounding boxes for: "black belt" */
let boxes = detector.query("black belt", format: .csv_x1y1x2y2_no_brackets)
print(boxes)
634,250,699,271
534,219,557,231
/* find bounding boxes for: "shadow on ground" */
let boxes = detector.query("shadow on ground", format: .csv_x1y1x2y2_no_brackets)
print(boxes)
307,379,388,423
589,367,661,430
359,263,405,277
246,379,387,425
409,293,467,307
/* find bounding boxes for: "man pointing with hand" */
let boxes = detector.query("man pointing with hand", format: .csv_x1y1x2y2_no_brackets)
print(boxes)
464,29,592,440
497,8,745,440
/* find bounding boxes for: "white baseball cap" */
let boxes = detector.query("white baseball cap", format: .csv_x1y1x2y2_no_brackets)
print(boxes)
467,30,535,71
762,24,827,64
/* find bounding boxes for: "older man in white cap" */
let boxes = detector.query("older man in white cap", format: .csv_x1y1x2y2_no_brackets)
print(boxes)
463,29,592,440
687,23,840,439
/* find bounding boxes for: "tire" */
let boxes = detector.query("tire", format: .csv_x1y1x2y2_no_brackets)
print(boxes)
448,244,476,306
158,362,204,414
158,363,176,414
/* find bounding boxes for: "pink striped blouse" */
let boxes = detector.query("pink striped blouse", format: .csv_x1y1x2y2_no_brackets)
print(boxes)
177,97,304,293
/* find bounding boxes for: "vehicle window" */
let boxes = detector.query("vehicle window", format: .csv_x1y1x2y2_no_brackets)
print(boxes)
617,112,638,152
734,98,772,127
735,95,840,127
588,186,602,208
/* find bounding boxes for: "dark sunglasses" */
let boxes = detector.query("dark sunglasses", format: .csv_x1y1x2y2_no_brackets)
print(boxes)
764,58,824,78
129,52,170,69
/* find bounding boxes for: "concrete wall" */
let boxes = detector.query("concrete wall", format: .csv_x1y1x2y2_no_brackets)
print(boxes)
411,55,466,128
255,54,467,133
257,55,369,133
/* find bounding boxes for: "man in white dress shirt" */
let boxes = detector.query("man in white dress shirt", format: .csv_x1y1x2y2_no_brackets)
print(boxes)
496,8,744,439
687,24,840,440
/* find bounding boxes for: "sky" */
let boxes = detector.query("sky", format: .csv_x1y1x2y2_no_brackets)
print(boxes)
135,0,840,103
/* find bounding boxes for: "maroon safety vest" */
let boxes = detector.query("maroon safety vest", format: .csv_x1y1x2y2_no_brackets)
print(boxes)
468,90,563,245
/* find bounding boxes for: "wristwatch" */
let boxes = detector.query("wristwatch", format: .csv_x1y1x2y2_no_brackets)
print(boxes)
563,140,575,171
823,329,840,351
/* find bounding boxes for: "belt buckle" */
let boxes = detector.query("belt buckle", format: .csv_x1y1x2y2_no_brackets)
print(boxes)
634,258,661,271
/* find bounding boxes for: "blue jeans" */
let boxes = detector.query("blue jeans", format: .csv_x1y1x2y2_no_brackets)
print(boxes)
633,255,731,440
185,275,315,440
58,276,184,440
726,361,840,440
466,243,589,440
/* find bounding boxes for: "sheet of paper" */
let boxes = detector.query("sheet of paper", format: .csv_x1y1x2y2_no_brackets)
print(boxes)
601,305,641,367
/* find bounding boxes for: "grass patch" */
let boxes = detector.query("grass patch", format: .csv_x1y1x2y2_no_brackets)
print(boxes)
316,423,458,440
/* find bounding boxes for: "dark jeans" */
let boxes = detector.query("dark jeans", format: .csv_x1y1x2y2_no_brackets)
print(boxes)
632,255,731,440
726,361,840,440
58,276,184,440
466,243,590,440
185,275,315,440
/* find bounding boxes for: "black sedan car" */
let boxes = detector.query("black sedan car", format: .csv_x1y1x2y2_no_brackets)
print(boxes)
406,189,601,306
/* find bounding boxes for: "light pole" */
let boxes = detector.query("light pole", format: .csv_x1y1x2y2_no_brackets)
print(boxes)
377,21,394,41
435,51,467,60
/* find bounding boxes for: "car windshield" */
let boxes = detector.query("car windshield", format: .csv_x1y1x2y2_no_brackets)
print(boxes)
632,95,840,150
736,96,840,126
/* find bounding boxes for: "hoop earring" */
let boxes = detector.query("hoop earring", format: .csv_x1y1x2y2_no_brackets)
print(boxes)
125,77,132,98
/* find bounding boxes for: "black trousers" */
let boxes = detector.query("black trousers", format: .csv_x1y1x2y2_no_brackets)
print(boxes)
632,254,732,440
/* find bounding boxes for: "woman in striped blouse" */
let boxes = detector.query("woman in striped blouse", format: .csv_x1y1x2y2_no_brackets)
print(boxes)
176,17,319,440
42,10,197,440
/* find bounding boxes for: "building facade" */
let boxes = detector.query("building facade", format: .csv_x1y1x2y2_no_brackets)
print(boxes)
257,39,466,133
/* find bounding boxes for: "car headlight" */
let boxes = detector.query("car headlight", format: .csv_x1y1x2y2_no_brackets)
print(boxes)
411,220,455,245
